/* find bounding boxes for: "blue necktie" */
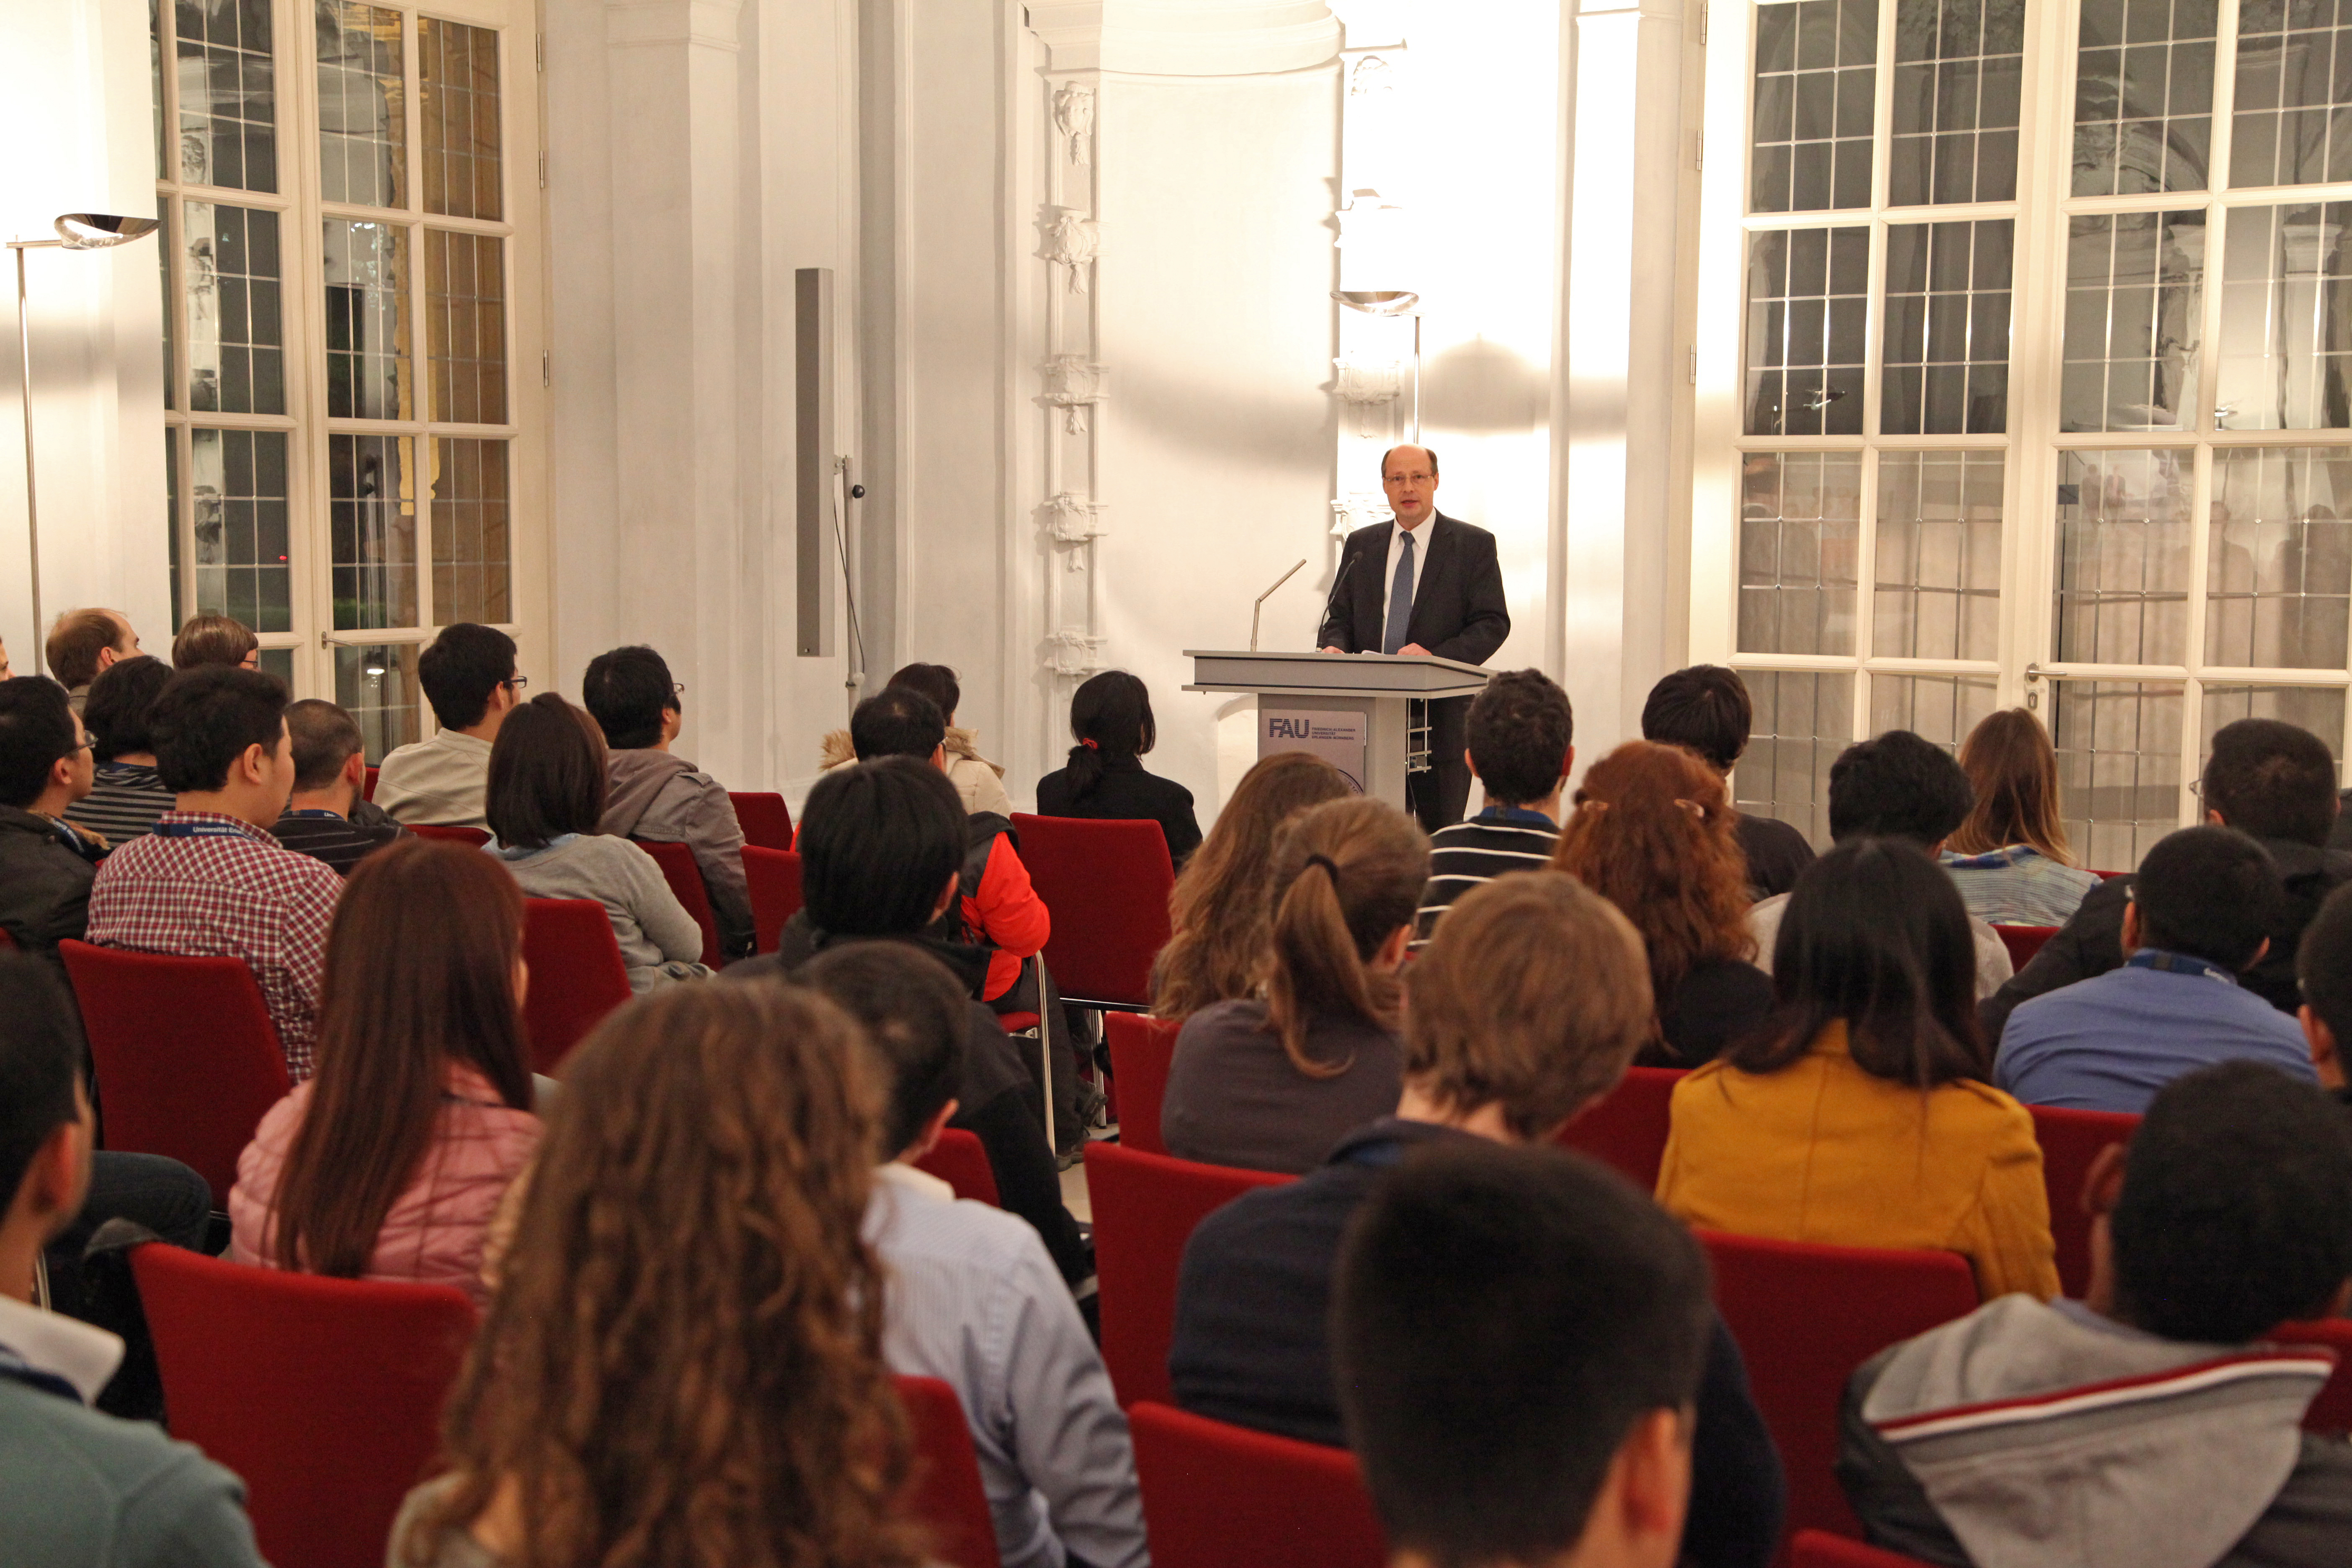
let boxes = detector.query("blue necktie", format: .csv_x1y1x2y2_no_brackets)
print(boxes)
1382,530,1416,655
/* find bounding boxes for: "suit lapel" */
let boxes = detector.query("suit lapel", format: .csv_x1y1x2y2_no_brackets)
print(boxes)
1357,521,1396,648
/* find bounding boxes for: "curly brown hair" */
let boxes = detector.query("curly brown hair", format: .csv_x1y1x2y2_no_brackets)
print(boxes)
407,983,924,1568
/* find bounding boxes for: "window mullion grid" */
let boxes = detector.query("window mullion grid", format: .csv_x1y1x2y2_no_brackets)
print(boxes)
283,0,332,699
1854,444,1880,740
406,5,440,648
2179,0,2236,823
2179,444,2216,827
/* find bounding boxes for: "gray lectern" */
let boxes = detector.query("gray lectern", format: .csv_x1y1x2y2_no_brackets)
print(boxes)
1185,650,1494,804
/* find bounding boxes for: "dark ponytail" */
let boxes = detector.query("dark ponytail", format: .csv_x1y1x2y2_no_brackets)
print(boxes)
1065,670,1155,804
1262,797,1429,1077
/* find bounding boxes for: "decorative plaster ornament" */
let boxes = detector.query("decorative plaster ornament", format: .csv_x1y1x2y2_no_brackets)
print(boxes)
1045,627,1104,677
1334,191,1407,252
1040,354,1107,435
1333,354,1403,437
1331,490,1393,537
1349,53,1395,96
1042,206,1103,294
1053,82,1096,165
1042,493,1109,567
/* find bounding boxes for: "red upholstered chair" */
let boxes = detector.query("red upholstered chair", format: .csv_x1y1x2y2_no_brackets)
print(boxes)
1555,1066,1685,1190
1789,1530,1942,1568
2028,1104,2140,1299
742,845,804,954
362,765,378,802
521,898,634,1073
59,940,290,1200
129,1243,476,1568
2269,1318,2352,1434
408,823,490,847
1085,1141,1292,1407
729,790,794,851
632,837,724,969
1009,814,1175,1010
0,925,15,949
1699,1230,1980,1543
1128,1400,1385,1568
895,1376,1003,1568
915,1128,1001,1207
1993,923,2058,971
1105,1013,1180,1156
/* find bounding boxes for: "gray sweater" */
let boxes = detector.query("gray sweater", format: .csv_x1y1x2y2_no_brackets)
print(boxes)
491,834,705,991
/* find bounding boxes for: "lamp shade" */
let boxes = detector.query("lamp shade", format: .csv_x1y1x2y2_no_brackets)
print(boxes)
54,213,161,250
1331,289,1419,315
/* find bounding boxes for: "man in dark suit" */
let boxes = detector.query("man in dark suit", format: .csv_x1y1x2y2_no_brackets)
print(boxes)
1318,444,1511,831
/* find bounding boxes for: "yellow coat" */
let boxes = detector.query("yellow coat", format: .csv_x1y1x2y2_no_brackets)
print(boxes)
1654,1020,2060,1303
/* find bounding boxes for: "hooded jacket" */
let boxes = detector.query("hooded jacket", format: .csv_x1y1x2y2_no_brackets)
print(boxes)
820,726,1015,818
600,749,754,959
0,804,98,966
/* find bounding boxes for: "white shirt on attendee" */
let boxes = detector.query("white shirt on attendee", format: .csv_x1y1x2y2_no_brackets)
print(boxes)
0,1291,124,1403
1380,514,1432,652
1747,890,2016,1001
373,728,494,829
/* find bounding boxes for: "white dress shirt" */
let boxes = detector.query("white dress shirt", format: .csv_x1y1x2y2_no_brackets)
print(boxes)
1380,514,1433,652
0,1291,125,1403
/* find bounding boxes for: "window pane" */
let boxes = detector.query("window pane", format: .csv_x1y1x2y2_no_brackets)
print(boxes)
335,643,423,763
324,219,411,419
157,200,176,412
1874,450,2003,659
2215,202,2352,430
1745,227,1870,436
191,428,292,634
257,647,294,685
1741,451,1862,654
184,201,285,415
315,2,405,209
426,230,507,424
174,0,276,192
1870,672,1999,746
2071,0,2215,196
2055,448,2193,665
2206,447,2352,670
420,18,502,221
2200,683,2345,774
1733,670,1855,846
329,433,418,631
432,438,511,624
1890,0,2025,204
2061,210,2205,432
2050,678,2186,871
165,432,182,630
1751,0,1878,214
2230,0,2352,188
1882,219,2012,433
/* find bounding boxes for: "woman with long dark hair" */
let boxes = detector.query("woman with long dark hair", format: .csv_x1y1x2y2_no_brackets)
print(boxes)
1034,670,1202,865
1943,707,2102,926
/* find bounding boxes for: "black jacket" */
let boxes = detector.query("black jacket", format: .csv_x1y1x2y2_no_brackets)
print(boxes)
1315,512,1511,665
0,805,98,966
1034,756,1202,868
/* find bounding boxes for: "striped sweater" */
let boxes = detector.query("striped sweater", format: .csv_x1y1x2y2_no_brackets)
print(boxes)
1411,806,1560,949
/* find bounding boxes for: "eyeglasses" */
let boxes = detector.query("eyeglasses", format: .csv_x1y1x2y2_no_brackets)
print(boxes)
504,675,530,693
672,682,686,697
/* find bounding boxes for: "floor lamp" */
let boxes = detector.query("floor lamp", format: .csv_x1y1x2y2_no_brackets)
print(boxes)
10,212,160,675
1332,289,1422,442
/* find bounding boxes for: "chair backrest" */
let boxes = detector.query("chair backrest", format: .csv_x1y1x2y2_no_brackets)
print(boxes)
2269,1318,2352,1434
729,790,794,851
59,940,290,1199
0,925,16,949
129,1242,476,1568
632,837,723,969
1554,1066,1686,1190
520,898,635,1073
741,845,804,954
362,765,378,802
913,1127,1001,1207
1008,814,1176,1009
1084,1141,1293,1406
1105,1012,1181,1155
2028,1104,2140,1298
1700,1229,1980,1543
1993,923,2059,972
1128,1400,1385,1568
407,823,490,847
1790,1529,1943,1568
894,1375,1003,1568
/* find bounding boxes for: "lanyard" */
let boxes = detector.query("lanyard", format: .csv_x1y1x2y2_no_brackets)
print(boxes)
0,1343,80,1403
153,821,251,840
1475,806,1556,828
285,809,345,821
2127,949,2238,985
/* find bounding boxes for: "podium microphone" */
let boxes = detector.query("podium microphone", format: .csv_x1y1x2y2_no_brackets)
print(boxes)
1315,552,1359,651
1251,560,1307,652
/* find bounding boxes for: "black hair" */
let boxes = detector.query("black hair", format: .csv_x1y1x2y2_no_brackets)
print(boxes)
0,678,79,810
849,687,946,764
83,653,172,763
2129,826,2287,971
2299,882,2352,1050
284,699,365,794
2112,1060,2352,1343
800,758,967,937
1641,665,1754,774
485,694,609,851
0,953,86,1207
2203,719,2339,847
147,665,291,794
582,645,677,752
1827,730,1975,847
1466,669,1575,807
417,622,518,732
1063,669,1155,805
1333,1142,1710,1568
797,944,970,1155
886,663,962,727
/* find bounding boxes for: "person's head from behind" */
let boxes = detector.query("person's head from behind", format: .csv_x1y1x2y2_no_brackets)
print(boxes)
1949,707,2073,864
1827,730,1975,849
1335,1142,1710,1568
170,613,258,671
147,665,295,825
2296,882,2352,1089
0,678,92,815
2125,825,2285,973
272,840,532,1279
422,984,920,1568
0,955,95,1277
1061,669,1155,802
485,693,609,851
83,654,172,763
1404,872,1654,1141
581,644,680,752
1640,665,1755,776
2202,718,2340,847
798,943,970,1160
1264,796,1429,1078
45,607,138,691
417,622,521,735
285,698,368,807
849,685,946,766
800,758,967,938
1466,668,1575,812
886,663,962,728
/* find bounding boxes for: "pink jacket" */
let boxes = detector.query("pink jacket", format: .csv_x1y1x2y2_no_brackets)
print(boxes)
228,1065,541,1308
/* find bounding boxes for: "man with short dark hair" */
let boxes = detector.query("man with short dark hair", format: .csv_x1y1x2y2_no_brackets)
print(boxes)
1411,668,1574,950
1840,1062,2352,1568
1643,665,1817,900
0,678,101,965
270,699,407,875
372,623,522,828
1995,827,2314,1112
2296,882,2352,1103
85,668,345,1080
44,608,141,711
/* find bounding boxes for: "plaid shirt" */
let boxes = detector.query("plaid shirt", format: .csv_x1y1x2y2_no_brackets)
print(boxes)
85,811,345,1081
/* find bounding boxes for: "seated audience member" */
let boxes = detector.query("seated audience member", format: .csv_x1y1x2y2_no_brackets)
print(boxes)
1985,718,2351,1041
64,655,174,845
228,841,539,1308
486,693,707,992
1336,1143,1718,1568
1996,827,2314,1112
373,623,522,828
731,759,1093,1287
1171,873,1785,1568
0,956,266,1567
387,985,926,1568
805,944,1145,1568
1750,730,2014,1001
2298,882,2352,1106
1941,706,2101,928
1554,741,1772,1066
1412,667,1573,949
1643,664,1816,900
168,614,258,671
45,607,142,714
1163,796,1428,1174
1658,840,2058,1302
823,661,1016,816
0,679,100,962
84,668,344,1081
269,699,406,875
583,644,754,961
1839,1061,2352,1568
1152,751,1353,1020
1035,668,1203,866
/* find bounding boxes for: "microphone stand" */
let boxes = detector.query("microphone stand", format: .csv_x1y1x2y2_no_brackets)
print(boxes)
1315,551,1359,651
1250,560,1306,652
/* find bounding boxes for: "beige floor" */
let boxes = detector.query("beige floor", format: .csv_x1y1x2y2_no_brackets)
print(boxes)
1060,1159,1092,1224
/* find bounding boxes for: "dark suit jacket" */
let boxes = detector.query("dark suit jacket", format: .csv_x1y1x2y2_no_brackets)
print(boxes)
1317,512,1510,663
